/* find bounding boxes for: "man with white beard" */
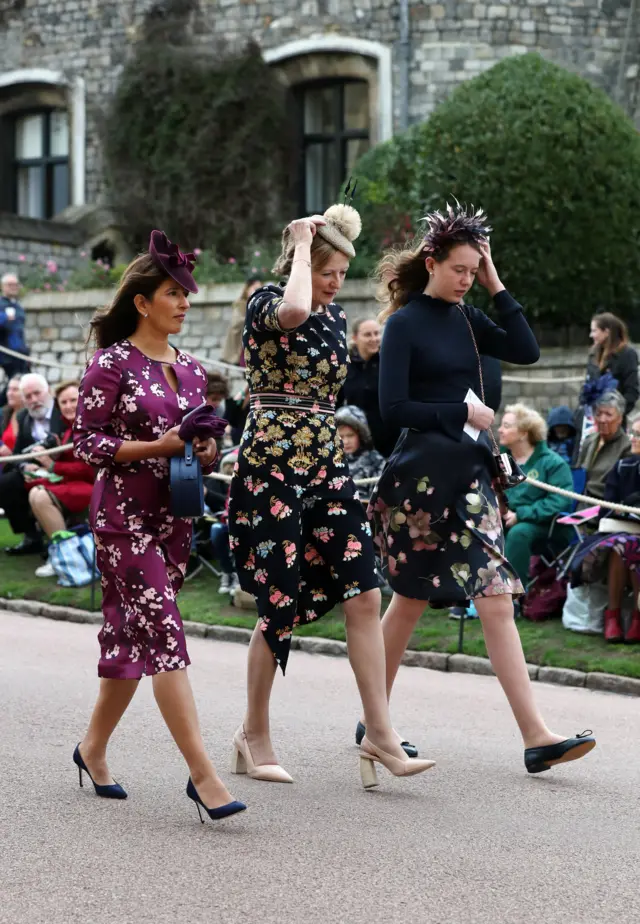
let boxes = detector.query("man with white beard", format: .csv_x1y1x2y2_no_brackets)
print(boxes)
0,373,65,555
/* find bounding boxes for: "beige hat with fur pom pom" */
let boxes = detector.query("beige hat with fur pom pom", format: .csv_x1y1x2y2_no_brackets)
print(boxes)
316,203,362,258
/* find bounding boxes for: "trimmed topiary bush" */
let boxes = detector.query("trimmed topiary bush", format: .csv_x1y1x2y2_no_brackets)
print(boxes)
354,53,640,330
102,32,294,258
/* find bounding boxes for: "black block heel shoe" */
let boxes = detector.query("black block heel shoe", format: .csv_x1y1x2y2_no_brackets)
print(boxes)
525,730,596,774
73,744,128,799
355,721,419,759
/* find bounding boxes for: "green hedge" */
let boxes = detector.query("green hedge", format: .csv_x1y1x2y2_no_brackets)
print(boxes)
354,53,640,326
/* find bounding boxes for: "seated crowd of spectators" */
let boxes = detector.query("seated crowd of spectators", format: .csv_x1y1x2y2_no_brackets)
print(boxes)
2,302,640,643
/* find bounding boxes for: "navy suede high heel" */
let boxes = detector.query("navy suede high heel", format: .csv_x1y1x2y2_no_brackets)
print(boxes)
73,744,128,799
186,778,246,823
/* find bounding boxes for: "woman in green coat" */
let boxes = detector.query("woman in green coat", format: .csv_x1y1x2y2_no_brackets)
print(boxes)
498,404,574,583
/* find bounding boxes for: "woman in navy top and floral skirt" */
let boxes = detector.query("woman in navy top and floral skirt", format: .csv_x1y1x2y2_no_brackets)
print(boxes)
229,203,435,789
366,204,596,775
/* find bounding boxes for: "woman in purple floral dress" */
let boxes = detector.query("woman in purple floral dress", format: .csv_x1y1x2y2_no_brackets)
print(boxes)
366,204,596,775
72,231,245,822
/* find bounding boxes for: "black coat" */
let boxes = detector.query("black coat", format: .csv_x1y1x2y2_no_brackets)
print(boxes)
341,351,400,458
585,345,639,416
13,404,65,456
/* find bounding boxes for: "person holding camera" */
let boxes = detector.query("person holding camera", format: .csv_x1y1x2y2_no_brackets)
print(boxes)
0,372,65,554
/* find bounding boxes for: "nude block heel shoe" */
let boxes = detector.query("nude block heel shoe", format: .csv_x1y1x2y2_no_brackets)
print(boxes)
360,736,436,790
231,725,294,784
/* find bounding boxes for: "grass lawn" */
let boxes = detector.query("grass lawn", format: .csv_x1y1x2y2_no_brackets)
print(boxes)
1,519,638,678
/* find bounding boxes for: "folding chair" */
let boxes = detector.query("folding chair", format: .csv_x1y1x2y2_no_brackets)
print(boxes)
527,467,596,590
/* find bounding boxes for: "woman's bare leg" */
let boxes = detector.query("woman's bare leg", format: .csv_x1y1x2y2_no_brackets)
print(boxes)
358,592,425,725
153,669,234,808
474,594,564,749
380,593,426,698
242,622,279,766
79,678,140,784
29,486,65,538
344,588,412,760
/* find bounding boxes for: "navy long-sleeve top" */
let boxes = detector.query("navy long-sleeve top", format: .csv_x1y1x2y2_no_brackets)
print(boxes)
379,290,539,441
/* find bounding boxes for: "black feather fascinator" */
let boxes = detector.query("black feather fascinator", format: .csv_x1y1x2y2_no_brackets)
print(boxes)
421,201,492,257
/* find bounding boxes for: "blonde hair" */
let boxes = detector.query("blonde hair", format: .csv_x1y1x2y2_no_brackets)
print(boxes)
504,403,547,445
272,231,336,278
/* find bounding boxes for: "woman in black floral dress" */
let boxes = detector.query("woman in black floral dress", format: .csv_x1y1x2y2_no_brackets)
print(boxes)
366,204,596,775
228,204,435,788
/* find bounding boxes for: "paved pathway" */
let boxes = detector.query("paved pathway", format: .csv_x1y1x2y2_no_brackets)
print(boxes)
1,610,638,924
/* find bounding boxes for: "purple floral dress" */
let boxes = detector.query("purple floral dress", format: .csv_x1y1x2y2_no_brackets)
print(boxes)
73,339,208,679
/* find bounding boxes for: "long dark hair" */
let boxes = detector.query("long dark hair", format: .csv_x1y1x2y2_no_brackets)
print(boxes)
376,236,481,322
591,312,630,371
89,254,168,349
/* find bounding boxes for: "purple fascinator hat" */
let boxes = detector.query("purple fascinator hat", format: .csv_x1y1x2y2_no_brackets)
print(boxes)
149,230,199,294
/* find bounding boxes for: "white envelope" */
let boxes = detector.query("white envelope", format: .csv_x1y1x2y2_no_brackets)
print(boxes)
463,388,483,441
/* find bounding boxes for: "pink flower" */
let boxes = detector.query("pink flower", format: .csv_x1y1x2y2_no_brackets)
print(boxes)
254,250,261,257
80,251,87,257
194,248,202,256
44,283,51,290
46,260,58,274
228,257,236,264
432,576,441,588
19,254,26,262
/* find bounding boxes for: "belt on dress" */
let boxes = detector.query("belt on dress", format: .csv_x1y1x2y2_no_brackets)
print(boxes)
249,392,336,414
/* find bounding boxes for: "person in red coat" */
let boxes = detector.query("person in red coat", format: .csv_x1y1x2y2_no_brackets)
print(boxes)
24,380,94,576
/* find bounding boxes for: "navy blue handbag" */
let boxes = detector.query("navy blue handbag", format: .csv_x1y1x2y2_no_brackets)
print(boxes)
169,439,204,518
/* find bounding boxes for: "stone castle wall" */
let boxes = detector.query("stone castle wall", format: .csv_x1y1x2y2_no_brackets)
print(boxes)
0,0,637,206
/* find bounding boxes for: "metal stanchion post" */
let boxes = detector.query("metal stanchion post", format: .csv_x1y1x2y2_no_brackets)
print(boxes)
457,606,465,654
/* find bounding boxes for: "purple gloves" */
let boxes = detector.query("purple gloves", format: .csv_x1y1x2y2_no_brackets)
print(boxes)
178,405,228,442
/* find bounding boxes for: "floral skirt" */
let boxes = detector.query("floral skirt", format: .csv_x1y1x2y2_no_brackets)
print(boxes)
367,428,523,604
229,407,378,674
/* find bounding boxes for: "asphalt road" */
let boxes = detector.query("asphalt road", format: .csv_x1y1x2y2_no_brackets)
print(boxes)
1,609,638,924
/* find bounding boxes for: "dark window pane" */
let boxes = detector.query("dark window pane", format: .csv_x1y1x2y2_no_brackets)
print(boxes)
17,165,44,218
304,86,336,134
52,162,70,215
344,82,369,132
305,142,339,213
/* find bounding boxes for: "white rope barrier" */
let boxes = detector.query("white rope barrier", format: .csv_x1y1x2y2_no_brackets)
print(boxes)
0,442,73,464
502,374,584,384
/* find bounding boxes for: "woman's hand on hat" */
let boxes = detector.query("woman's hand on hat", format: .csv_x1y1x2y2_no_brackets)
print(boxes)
467,401,494,431
193,437,217,468
157,425,185,458
476,240,503,296
287,215,326,247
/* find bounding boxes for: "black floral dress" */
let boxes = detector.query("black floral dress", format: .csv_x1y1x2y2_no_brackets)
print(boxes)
368,291,540,605
229,285,378,673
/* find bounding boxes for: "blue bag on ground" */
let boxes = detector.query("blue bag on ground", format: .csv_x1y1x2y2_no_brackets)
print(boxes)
49,525,100,587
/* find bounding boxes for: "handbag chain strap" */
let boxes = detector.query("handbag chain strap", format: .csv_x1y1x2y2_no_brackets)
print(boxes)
456,304,501,456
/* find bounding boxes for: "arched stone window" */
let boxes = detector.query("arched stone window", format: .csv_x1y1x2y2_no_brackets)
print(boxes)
265,37,392,215
0,69,85,220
